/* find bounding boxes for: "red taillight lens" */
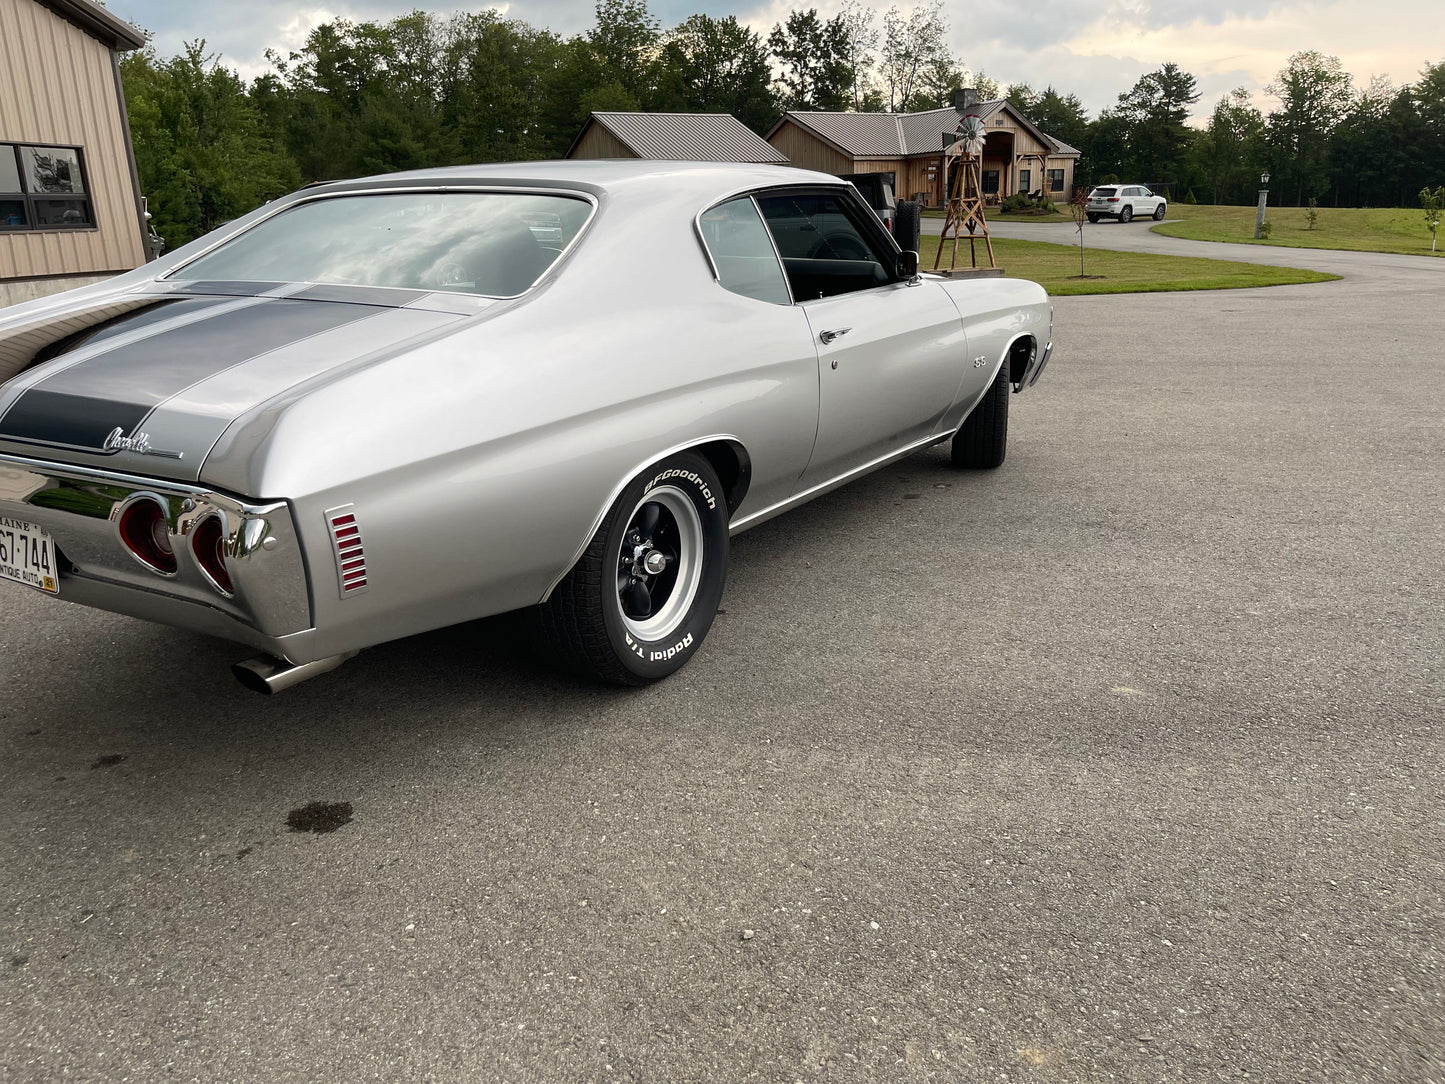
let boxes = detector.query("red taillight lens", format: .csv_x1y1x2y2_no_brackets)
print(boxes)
191,515,233,595
118,498,177,574
1107,197,1119,202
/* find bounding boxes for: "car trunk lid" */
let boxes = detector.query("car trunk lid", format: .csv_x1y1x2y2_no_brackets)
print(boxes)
0,289,470,485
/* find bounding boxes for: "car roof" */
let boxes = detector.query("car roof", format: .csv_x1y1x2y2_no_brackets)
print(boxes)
314,160,844,201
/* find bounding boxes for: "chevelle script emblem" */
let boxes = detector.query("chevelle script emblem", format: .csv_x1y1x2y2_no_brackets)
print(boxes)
102,427,183,460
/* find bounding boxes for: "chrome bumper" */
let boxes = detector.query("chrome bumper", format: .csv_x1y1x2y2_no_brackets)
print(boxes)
0,453,310,648
1014,340,1052,392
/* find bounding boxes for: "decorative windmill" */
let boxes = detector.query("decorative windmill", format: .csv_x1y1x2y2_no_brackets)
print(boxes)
934,113,997,271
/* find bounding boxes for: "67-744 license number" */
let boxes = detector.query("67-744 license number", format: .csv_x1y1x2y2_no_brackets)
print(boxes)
0,515,59,594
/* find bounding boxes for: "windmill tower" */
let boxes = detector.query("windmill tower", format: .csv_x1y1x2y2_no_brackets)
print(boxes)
934,113,997,272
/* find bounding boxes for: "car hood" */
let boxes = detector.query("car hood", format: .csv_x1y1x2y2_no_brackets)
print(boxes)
0,289,471,486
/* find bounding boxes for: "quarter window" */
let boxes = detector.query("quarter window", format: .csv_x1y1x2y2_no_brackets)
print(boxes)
755,191,892,301
697,197,790,305
0,144,94,230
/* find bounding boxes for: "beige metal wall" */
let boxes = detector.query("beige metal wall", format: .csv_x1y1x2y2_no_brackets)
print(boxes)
568,123,639,159
0,0,145,280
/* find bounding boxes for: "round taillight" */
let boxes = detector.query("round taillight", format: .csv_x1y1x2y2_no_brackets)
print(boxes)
191,515,233,595
117,498,176,575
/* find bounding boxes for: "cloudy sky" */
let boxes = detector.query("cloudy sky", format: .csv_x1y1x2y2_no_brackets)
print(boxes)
105,0,1430,121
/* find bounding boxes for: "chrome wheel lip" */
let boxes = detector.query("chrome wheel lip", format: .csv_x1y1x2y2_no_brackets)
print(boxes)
619,484,703,642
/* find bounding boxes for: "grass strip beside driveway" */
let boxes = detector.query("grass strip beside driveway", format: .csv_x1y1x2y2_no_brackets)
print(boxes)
1152,204,1443,257
919,235,1339,296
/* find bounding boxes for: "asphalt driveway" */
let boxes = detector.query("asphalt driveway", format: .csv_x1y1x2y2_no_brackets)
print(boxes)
2,241,1441,1082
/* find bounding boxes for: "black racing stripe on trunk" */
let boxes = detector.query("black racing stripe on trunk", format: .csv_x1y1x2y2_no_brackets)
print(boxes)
290,284,426,307
79,297,234,349
0,299,378,449
0,390,150,450
169,280,289,297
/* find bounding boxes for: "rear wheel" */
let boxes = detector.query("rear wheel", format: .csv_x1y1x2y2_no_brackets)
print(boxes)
1153,202,1167,220
1119,206,1134,223
951,364,1010,470
538,452,728,685
1086,213,1100,223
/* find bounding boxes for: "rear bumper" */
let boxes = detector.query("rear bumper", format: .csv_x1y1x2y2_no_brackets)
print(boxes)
1022,340,1052,389
0,453,311,654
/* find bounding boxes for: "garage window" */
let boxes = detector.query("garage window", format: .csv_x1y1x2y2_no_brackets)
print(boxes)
0,144,94,230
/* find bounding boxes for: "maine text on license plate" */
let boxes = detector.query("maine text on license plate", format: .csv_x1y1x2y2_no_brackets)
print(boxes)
0,515,58,594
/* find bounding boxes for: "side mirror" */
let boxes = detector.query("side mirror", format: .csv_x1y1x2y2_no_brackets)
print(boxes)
897,249,919,279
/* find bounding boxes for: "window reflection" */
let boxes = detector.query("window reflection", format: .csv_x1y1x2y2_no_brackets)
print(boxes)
175,193,593,297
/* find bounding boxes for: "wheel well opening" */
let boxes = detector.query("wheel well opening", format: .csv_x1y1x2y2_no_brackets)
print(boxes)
1008,336,1036,386
691,440,751,517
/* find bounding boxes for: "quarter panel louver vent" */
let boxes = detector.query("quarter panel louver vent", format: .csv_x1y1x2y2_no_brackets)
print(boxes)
325,504,369,597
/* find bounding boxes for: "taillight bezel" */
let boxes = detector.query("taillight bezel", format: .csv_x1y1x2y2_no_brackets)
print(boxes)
190,513,235,596
115,494,178,576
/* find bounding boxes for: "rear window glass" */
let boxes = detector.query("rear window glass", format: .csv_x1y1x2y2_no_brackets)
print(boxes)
171,192,593,297
1092,188,1116,197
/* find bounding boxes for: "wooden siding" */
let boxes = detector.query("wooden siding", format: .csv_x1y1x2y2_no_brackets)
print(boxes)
0,0,145,280
766,121,853,176
568,122,639,159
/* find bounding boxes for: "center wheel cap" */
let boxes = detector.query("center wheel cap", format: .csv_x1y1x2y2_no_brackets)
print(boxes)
643,551,667,575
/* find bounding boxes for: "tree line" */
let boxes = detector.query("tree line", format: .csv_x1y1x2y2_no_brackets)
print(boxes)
117,1,1445,248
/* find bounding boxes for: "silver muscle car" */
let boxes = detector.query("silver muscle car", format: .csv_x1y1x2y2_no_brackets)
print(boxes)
0,161,1051,691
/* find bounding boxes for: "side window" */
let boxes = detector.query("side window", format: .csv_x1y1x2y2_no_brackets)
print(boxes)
756,192,892,301
697,196,790,305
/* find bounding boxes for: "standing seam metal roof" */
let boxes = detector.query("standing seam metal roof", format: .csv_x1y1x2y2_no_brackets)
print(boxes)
780,101,1078,159
581,113,790,164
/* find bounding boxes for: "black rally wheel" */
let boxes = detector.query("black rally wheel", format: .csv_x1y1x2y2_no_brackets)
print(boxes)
951,362,1010,469
539,452,729,685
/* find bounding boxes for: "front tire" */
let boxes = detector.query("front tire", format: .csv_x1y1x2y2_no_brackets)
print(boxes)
538,452,728,685
1152,203,1167,220
951,364,1010,469
1119,206,1134,223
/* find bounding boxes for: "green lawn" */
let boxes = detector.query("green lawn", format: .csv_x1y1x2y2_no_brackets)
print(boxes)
1153,203,1443,257
920,235,1339,296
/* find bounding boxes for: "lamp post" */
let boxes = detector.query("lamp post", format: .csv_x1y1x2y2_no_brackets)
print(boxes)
1254,170,1271,240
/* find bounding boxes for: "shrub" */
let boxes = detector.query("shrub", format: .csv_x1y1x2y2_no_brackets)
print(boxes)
1001,192,1032,213
1306,198,1319,230
1183,188,1197,204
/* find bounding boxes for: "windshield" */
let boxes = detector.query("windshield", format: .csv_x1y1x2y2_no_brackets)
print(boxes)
172,192,593,297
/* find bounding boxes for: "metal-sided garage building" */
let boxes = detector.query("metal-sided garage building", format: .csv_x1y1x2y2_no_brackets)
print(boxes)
0,0,149,307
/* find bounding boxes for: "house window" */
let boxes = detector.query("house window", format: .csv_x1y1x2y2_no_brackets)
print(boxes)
1047,169,1065,193
0,144,94,231
1019,169,1032,194
982,170,1000,195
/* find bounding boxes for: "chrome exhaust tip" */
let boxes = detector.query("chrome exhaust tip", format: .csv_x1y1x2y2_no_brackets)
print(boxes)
232,651,358,695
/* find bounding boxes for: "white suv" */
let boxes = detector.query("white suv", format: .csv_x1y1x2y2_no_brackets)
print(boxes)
1085,185,1167,223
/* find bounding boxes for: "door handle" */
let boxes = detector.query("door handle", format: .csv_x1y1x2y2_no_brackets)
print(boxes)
819,327,851,345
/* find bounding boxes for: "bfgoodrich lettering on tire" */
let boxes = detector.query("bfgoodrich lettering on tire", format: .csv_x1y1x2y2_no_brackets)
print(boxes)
538,452,729,685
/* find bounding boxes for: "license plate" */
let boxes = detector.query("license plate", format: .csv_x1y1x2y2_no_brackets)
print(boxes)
0,515,59,594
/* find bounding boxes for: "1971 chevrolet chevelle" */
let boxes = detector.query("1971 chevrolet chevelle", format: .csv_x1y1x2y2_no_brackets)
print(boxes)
0,161,1051,691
